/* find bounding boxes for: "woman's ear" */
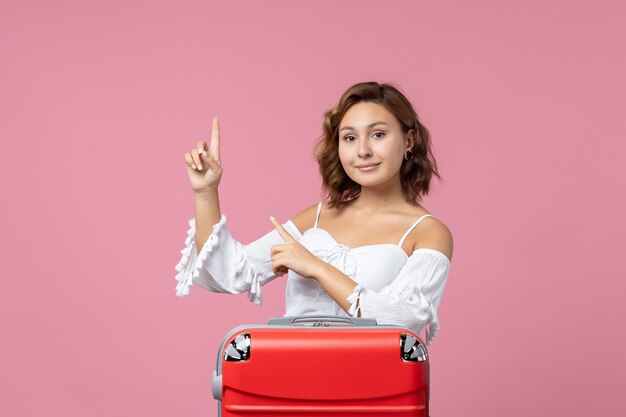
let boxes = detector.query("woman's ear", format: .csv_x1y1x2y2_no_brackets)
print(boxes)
406,129,416,149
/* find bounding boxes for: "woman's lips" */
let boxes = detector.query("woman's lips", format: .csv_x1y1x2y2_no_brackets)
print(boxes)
356,163,380,171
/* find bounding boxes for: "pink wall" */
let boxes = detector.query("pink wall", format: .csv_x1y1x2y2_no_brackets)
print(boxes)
1,1,624,416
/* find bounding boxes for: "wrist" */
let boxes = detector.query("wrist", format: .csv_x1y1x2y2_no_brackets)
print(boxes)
313,260,333,282
194,188,218,199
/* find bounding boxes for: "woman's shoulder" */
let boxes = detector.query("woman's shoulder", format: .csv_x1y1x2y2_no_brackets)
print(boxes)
288,202,321,235
411,214,453,263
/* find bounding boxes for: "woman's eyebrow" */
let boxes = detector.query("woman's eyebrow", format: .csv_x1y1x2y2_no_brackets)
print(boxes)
339,121,389,132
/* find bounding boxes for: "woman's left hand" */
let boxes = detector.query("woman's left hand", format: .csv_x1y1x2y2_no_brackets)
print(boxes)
269,216,325,279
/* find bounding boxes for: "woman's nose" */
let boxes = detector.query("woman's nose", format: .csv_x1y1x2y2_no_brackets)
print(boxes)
357,138,372,157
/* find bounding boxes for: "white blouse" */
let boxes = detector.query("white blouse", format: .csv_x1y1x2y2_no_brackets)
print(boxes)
175,202,451,345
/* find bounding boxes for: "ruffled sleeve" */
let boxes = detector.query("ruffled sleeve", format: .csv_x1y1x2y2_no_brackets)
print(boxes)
174,214,302,305
346,248,451,345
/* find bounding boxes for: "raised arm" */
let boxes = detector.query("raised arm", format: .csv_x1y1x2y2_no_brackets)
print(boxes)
177,118,314,303
183,117,224,250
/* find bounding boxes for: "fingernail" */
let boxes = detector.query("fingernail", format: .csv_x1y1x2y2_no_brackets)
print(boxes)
197,163,202,170
197,148,203,154
269,216,275,221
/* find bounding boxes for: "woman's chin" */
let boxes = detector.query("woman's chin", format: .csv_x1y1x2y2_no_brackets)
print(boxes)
353,177,388,188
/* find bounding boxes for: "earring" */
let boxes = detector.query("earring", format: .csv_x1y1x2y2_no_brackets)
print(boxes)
404,150,413,161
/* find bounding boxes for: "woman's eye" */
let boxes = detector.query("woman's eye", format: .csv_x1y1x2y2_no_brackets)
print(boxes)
373,131,385,139
343,135,355,142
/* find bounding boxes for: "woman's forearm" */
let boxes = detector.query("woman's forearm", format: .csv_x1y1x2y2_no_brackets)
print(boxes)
314,262,360,315
194,188,222,251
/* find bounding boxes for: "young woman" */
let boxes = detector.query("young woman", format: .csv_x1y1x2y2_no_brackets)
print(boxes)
175,81,453,345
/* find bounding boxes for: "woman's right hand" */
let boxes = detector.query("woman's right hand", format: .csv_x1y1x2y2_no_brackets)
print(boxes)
184,117,223,192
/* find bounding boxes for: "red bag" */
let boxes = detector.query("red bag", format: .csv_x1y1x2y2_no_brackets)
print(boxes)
212,315,430,416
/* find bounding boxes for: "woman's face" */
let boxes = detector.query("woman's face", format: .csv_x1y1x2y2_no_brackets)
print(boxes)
338,101,412,187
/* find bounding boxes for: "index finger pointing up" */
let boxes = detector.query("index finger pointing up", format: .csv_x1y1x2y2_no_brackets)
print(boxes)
210,117,220,164
270,216,296,243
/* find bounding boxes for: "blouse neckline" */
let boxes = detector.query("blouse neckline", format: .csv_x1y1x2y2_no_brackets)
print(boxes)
291,223,451,265
303,226,409,257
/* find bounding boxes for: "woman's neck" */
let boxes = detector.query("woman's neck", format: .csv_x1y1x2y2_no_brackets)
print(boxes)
348,177,412,214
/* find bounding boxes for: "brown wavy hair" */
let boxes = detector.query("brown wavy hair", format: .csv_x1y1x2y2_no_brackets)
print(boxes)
314,81,441,209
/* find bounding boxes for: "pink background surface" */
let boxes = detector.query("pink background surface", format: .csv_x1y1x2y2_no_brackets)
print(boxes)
1,1,624,416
